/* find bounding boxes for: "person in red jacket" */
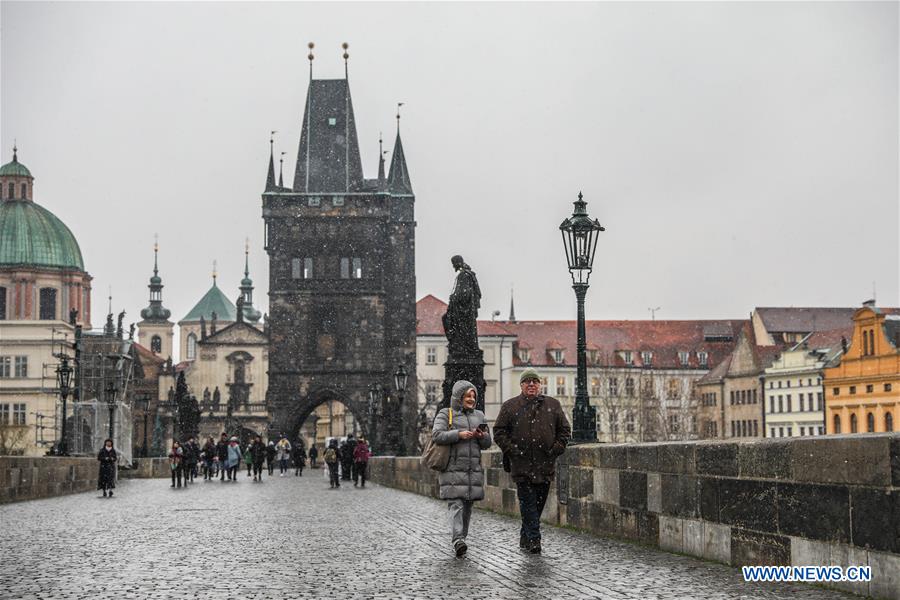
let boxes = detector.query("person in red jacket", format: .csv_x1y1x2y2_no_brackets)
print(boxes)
353,438,371,488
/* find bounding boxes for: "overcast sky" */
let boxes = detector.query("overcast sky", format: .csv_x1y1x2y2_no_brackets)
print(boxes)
2,2,897,339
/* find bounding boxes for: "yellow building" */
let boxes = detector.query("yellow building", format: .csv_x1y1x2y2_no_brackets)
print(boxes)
824,303,899,434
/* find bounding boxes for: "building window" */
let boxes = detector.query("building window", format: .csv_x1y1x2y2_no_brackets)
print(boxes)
540,377,548,395
668,379,681,401
787,426,792,437
807,393,814,411
849,386,856,395
833,387,840,396
800,426,805,436
641,351,653,367
625,411,635,433
866,384,873,394
625,378,635,397
552,350,564,364
698,352,708,367
886,383,893,392
817,392,823,411
608,378,619,397
850,413,858,433
13,356,27,378
786,394,792,412
668,414,680,433
678,351,689,367
0,404,8,424
308,196,321,207
886,413,894,432
518,348,530,363
867,412,875,433
426,347,437,365
833,415,841,434
621,351,633,365
0,286,6,320
556,376,566,396
730,391,735,405
352,257,362,279
11,403,26,425
0,357,10,378
187,333,197,360
39,288,57,320
769,397,775,413
590,377,601,396
425,382,439,404
151,335,162,353
340,257,350,279
303,258,313,279
332,195,345,207
778,395,783,413
6,182,12,198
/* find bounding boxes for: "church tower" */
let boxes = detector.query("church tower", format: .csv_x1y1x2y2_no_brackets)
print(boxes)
263,47,417,452
137,240,174,359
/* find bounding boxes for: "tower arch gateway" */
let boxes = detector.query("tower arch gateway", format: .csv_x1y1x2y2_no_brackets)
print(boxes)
283,386,372,444
263,58,417,454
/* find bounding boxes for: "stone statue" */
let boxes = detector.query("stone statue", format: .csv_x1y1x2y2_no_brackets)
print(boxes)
128,323,135,340
210,311,217,335
116,310,126,339
236,295,245,323
69,308,78,325
212,386,221,409
442,255,482,356
105,313,115,336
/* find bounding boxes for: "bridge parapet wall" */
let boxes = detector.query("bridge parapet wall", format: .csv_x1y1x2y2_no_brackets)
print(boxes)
0,456,97,504
370,434,900,599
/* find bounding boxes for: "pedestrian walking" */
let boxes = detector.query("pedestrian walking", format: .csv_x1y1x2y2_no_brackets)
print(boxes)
494,368,571,554
225,437,242,481
431,380,492,557
250,435,267,482
97,438,117,498
276,437,292,476
184,436,200,484
308,445,318,468
324,439,340,488
169,441,185,488
353,437,370,488
216,432,229,481
266,441,277,476
342,434,358,481
243,442,253,478
202,437,216,480
291,442,307,477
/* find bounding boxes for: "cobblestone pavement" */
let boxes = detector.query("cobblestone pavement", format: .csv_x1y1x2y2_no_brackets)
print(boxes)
0,469,854,600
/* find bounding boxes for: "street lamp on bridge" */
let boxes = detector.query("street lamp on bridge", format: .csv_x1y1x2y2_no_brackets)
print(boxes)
55,355,73,456
393,364,409,456
559,191,605,443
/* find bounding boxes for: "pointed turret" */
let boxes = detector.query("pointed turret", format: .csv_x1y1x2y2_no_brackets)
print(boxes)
239,240,262,324
265,135,277,192
140,240,172,321
387,130,413,195
508,289,517,323
278,152,285,189
377,133,386,189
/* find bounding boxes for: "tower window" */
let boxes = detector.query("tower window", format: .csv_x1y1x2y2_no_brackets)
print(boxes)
328,118,337,126
7,182,13,199
340,258,350,279
304,258,313,279
151,335,162,353
187,333,197,360
0,286,6,320
21,183,27,198
352,257,362,279
39,288,57,320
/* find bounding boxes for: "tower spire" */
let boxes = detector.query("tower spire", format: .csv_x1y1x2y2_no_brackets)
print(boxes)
153,233,159,276
244,238,250,279
141,235,171,323
265,132,277,192
509,287,517,323
342,42,349,80
212,260,217,285
240,239,262,324
387,104,413,195
377,132,386,186
307,42,314,81
279,152,285,188
12,141,17,163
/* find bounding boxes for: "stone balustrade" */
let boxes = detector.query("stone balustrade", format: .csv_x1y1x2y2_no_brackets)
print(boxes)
0,456,98,503
369,433,900,599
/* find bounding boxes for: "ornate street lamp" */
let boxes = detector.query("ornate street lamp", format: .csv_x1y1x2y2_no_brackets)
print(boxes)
393,364,409,456
560,191,605,442
55,355,73,456
367,383,380,452
106,378,117,442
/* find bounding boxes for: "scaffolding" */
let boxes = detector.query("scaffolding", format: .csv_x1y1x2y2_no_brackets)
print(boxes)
69,399,133,466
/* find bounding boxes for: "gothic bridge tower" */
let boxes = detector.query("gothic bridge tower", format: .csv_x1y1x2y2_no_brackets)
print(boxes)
262,49,417,453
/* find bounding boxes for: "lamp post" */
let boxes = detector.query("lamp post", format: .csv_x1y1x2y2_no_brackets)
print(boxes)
367,383,379,453
55,355,73,456
106,377,117,442
559,191,605,443
393,364,409,456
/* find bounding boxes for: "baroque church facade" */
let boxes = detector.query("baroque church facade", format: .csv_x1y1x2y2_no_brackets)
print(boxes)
263,58,418,452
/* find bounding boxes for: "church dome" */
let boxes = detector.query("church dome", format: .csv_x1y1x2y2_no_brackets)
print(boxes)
0,199,85,270
181,280,237,323
0,151,33,178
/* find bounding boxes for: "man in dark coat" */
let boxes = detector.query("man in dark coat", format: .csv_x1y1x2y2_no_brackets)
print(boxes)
183,437,200,483
308,445,318,468
249,436,267,481
215,432,229,481
493,368,571,554
341,435,357,481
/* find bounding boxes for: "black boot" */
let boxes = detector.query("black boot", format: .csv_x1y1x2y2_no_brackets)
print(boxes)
519,534,527,549
528,538,542,554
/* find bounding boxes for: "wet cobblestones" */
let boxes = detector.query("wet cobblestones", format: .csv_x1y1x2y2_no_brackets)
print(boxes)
0,469,854,599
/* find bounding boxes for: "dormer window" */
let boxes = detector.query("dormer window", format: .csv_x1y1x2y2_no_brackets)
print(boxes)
553,350,564,364
621,350,633,366
698,352,708,367
641,351,653,367
518,348,531,363
678,351,690,367
588,350,599,365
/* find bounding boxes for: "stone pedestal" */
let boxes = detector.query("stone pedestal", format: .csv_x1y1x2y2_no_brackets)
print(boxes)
442,351,487,412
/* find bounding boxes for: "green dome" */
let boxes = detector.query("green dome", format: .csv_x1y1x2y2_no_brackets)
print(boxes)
181,282,237,322
0,200,85,270
0,157,32,178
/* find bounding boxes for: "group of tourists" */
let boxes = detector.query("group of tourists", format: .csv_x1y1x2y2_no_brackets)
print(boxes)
321,434,371,489
432,368,571,558
166,433,311,487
